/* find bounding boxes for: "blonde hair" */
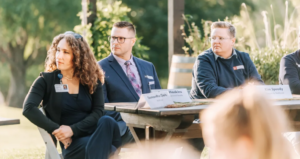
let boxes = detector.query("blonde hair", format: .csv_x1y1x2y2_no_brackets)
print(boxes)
211,21,236,38
45,33,104,94
201,85,295,159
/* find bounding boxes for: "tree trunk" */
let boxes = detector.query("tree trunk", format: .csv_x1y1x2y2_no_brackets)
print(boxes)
88,0,97,25
6,45,27,108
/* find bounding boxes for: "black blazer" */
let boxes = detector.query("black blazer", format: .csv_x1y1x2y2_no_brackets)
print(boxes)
23,70,104,138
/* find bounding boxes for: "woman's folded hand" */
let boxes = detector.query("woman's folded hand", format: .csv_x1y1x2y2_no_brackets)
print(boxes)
61,137,72,149
52,125,74,141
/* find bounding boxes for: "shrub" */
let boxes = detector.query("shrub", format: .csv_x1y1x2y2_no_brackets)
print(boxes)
181,15,210,57
250,47,295,84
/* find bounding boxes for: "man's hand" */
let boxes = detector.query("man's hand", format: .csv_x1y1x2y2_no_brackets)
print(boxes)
61,137,72,149
52,125,73,141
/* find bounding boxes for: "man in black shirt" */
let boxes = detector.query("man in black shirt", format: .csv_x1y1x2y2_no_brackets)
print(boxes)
190,21,263,99
279,30,300,94
279,29,300,154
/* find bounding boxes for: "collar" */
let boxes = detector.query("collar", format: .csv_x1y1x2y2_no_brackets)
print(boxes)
112,53,135,66
213,49,237,61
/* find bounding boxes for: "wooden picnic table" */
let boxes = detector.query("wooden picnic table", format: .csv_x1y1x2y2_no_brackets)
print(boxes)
0,117,20,126
104,99,300,145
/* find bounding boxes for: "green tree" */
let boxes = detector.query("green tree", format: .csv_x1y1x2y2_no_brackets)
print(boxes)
75,1,149,60
0,0,81,107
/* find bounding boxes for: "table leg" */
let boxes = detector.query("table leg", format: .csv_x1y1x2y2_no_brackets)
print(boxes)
128,125,142,148
145,126,150,141
163,132,174,142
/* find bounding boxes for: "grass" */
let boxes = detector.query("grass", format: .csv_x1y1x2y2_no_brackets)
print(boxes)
0,105,55,158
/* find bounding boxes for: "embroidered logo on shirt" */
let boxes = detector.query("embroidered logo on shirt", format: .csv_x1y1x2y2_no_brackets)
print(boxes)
233,65,245,70
145,75,154,80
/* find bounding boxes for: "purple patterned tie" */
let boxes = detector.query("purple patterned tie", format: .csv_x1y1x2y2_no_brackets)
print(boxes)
124,61,142,96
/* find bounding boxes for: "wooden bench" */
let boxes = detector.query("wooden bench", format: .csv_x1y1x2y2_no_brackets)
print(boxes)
0,117,20,126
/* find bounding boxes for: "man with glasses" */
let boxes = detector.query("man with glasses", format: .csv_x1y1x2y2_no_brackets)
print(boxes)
190,21,263,99
98,21,161,145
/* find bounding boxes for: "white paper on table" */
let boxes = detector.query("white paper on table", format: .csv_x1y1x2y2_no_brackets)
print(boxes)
255,85,292,99
136,90,174,109
151,89,192,103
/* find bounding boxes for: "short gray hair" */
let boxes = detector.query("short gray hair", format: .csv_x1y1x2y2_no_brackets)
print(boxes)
211,21,236,38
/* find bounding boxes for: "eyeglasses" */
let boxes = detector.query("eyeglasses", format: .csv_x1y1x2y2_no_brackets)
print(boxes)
209,37,232,42
64,31,83,41
108,36,135,44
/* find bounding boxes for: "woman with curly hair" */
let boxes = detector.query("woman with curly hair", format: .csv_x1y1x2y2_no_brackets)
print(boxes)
23,31,121,159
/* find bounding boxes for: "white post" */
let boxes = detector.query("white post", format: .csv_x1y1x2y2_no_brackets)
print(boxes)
81,0,88,37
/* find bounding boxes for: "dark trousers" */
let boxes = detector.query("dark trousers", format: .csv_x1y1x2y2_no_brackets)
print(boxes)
60,116,122,159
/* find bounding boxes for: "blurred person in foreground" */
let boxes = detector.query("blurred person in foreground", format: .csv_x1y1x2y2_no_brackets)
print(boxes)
110,139,201,159
201,84,297,159
23,31,121,159
190,21,263,99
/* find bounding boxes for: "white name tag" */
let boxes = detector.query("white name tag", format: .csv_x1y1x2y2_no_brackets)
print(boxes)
233,65,244,70
54,84,69,93
151,89,191,103
255,85,292,99
136,90,174,109
145,75,154,80
149,81,155,85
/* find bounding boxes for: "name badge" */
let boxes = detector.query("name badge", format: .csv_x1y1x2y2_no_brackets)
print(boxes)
54,84,69,92
149,81,155,85
136,90,174,109
233,65,244,70
145,75,154,80
255,85,292,99
151,89,192,103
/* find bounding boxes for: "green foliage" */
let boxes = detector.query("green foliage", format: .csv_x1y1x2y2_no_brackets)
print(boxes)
0,0,81,51
231,1,300,50
181,15,211,57
0,63,10,98
250,47,295,84
75,1,149,60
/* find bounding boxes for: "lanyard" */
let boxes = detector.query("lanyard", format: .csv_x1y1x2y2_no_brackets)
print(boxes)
58,73,63,84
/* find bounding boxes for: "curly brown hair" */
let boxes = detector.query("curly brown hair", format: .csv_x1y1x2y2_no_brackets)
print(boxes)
45,32,104,94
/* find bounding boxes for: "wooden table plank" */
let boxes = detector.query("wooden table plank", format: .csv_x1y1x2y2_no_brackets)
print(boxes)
105,102,137,111
104,103,116,111
274,100,300,109
138,105,208,116
110,100,300,116
0,118,20,126
115,104,138,114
